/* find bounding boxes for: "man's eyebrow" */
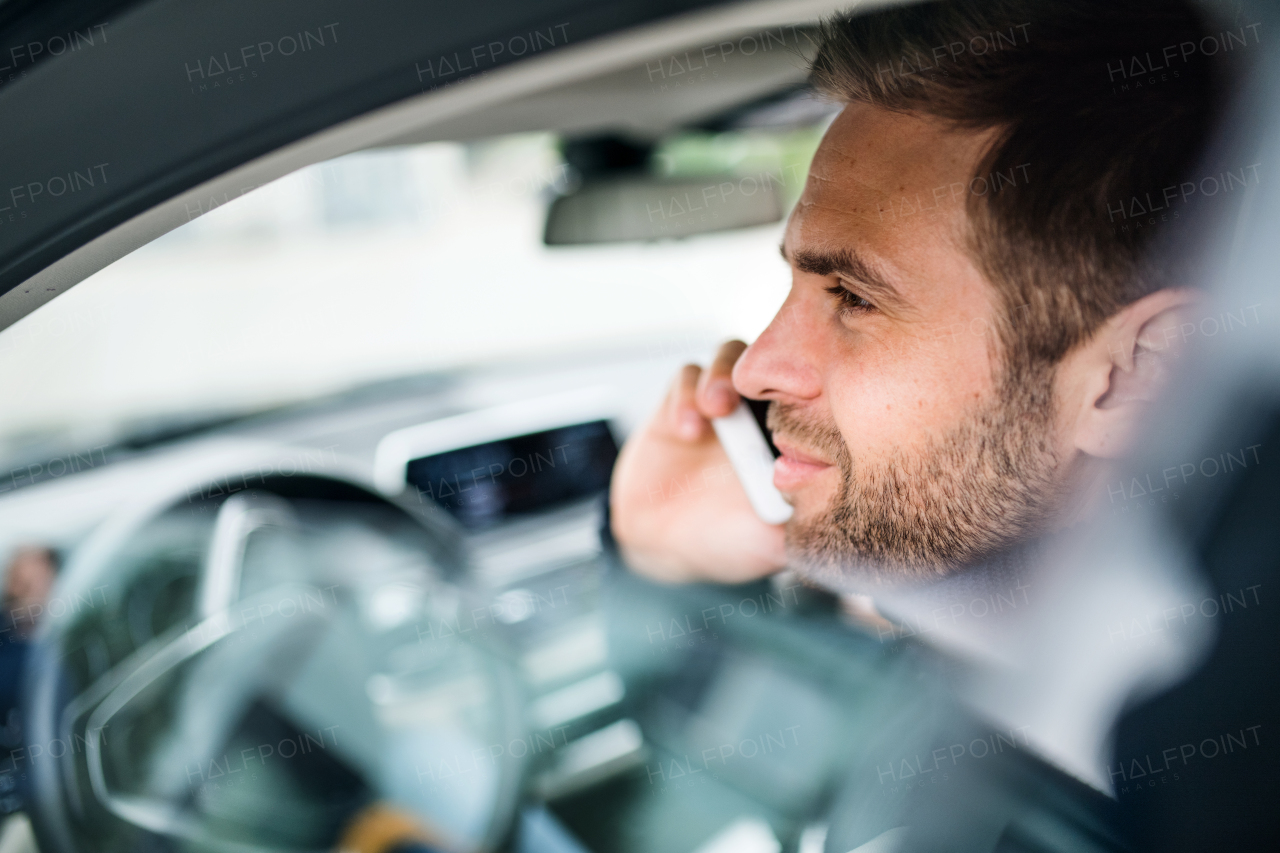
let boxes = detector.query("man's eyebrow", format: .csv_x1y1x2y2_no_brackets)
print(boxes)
780,243,912,314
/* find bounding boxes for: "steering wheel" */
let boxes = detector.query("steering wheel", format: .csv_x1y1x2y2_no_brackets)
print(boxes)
22,473,526,853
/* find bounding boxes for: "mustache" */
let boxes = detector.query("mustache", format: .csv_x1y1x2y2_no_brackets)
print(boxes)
765,402,850,467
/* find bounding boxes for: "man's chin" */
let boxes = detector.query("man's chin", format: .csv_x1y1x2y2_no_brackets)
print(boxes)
775,477,836,521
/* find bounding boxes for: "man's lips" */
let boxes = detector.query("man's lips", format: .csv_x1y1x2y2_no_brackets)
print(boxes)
771,437,834,491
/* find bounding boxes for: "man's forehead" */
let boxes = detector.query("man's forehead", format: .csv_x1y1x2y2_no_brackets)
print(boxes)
781,104,1003,319
795,105,999,230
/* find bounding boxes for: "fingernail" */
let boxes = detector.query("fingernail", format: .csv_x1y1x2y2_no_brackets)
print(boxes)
680,411,703,441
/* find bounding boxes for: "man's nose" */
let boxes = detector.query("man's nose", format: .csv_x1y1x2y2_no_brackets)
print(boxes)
732,293,823,403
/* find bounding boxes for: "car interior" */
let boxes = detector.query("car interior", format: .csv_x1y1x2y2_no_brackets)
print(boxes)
1,0,1278,852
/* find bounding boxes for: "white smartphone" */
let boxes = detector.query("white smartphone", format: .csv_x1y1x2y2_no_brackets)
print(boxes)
711,399,794,525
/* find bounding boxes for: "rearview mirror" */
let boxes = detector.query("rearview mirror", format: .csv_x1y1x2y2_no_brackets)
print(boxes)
543,175,785,245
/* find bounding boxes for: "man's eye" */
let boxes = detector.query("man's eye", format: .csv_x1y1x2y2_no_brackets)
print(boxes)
825,284,875,316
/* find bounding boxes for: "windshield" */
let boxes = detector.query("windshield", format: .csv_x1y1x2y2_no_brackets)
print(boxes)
0,128,821,478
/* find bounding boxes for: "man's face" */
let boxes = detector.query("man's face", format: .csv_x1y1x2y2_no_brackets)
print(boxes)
732,103,1069,586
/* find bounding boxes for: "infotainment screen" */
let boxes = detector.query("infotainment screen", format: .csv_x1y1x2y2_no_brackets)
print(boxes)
404,420,618,529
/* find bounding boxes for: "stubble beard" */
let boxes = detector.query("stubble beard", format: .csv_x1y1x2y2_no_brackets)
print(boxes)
769,366,1064,590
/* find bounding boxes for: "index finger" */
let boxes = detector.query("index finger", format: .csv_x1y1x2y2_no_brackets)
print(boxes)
696,339,748,417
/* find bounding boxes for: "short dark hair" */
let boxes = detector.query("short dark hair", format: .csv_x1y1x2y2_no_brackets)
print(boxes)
810,0,1236,371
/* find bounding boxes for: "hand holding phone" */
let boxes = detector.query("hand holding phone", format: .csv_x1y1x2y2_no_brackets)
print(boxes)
609,341,788,583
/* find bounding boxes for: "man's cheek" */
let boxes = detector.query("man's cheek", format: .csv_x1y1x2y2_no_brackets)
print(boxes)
831,367,965,450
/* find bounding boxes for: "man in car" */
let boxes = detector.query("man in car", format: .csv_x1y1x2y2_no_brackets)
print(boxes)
611,0,1229,595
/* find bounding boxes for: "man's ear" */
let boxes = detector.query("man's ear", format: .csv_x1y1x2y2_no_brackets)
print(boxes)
1065,288,1199,459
